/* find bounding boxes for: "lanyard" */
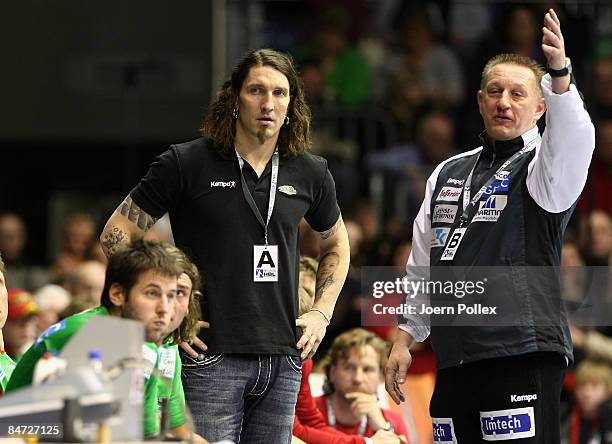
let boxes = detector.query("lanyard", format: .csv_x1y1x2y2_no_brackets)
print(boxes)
235,147,279,246
458,134,540,228
326,396,367,436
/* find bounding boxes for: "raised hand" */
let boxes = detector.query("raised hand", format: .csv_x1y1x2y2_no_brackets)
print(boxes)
542,9,565,70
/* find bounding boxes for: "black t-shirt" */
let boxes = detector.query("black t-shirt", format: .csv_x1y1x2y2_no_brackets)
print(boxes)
130,138,340,355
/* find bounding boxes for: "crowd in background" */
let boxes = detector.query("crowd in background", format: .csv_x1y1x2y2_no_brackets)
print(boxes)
1,1,612,442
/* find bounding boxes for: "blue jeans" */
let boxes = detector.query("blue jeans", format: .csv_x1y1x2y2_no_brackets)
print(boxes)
181,353,302,443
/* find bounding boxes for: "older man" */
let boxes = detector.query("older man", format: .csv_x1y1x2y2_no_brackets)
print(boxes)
386,9,595,443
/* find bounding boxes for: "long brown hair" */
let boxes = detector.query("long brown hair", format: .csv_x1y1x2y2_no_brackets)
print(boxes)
201,48,312,156
162,245,202,345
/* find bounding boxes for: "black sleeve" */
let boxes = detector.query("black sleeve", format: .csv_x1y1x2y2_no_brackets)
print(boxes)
304,161,341,232
129,147,182,219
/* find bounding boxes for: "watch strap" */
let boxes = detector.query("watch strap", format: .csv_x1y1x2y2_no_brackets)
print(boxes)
547,66,569,77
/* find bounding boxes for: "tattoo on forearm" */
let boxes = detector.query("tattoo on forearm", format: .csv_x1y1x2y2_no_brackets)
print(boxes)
101,226,128,256
316,252,340,297
319,217,342,240
119,196,158,231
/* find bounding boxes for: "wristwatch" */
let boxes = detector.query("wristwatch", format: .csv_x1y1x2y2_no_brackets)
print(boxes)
547,57,572,78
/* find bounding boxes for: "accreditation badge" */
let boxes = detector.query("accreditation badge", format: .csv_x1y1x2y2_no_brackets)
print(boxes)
253,245,278,282
440,228,466,261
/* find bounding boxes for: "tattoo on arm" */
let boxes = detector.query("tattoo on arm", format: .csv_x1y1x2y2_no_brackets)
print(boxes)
101,226,128,257
119,196,158,231
316,252,340,298
319,216,342,240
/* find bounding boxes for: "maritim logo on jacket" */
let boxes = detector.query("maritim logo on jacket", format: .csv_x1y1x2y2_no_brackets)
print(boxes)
472,195,508,222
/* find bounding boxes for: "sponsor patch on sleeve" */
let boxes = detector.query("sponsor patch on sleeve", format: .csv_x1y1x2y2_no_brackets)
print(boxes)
432,417,458,443
436,186,462,202
431,227,451,248
432,205,458,224
480,407,535,441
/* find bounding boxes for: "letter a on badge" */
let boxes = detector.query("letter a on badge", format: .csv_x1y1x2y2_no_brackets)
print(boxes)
253,245,279,282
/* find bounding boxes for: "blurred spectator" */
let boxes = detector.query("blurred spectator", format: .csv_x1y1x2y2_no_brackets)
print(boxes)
34,284,71,334
579,210,612,266
474,4,545,70
367,111,457,223
571,326,612,366
59,297,96,320
351,200,380,266
296,4,372,106
0,213,26,266
389,238,412,269
578,119,612,215
0,213,48,291
503,5,544,61
385,8,464,141
345,219,363,263
562,360,612,444
563,232,586,268
561,233,591,323
564,231,612,364
449,2,492,57
593,57,612,120
4,289,38,361
50,212,97,283
65,260,106,306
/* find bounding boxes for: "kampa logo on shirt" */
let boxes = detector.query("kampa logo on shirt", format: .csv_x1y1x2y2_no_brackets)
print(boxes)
210,180,236,188
436,187,462,202
472,195,508,222
447,177,465,186
480,407,535,441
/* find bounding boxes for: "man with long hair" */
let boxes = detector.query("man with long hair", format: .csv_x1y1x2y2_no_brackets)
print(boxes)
100,48,350,443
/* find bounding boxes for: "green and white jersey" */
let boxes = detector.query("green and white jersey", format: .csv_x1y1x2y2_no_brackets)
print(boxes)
6,306,109,391
5,305,164,438
157,344,186,429
142,341,161,437
0,352,16,394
